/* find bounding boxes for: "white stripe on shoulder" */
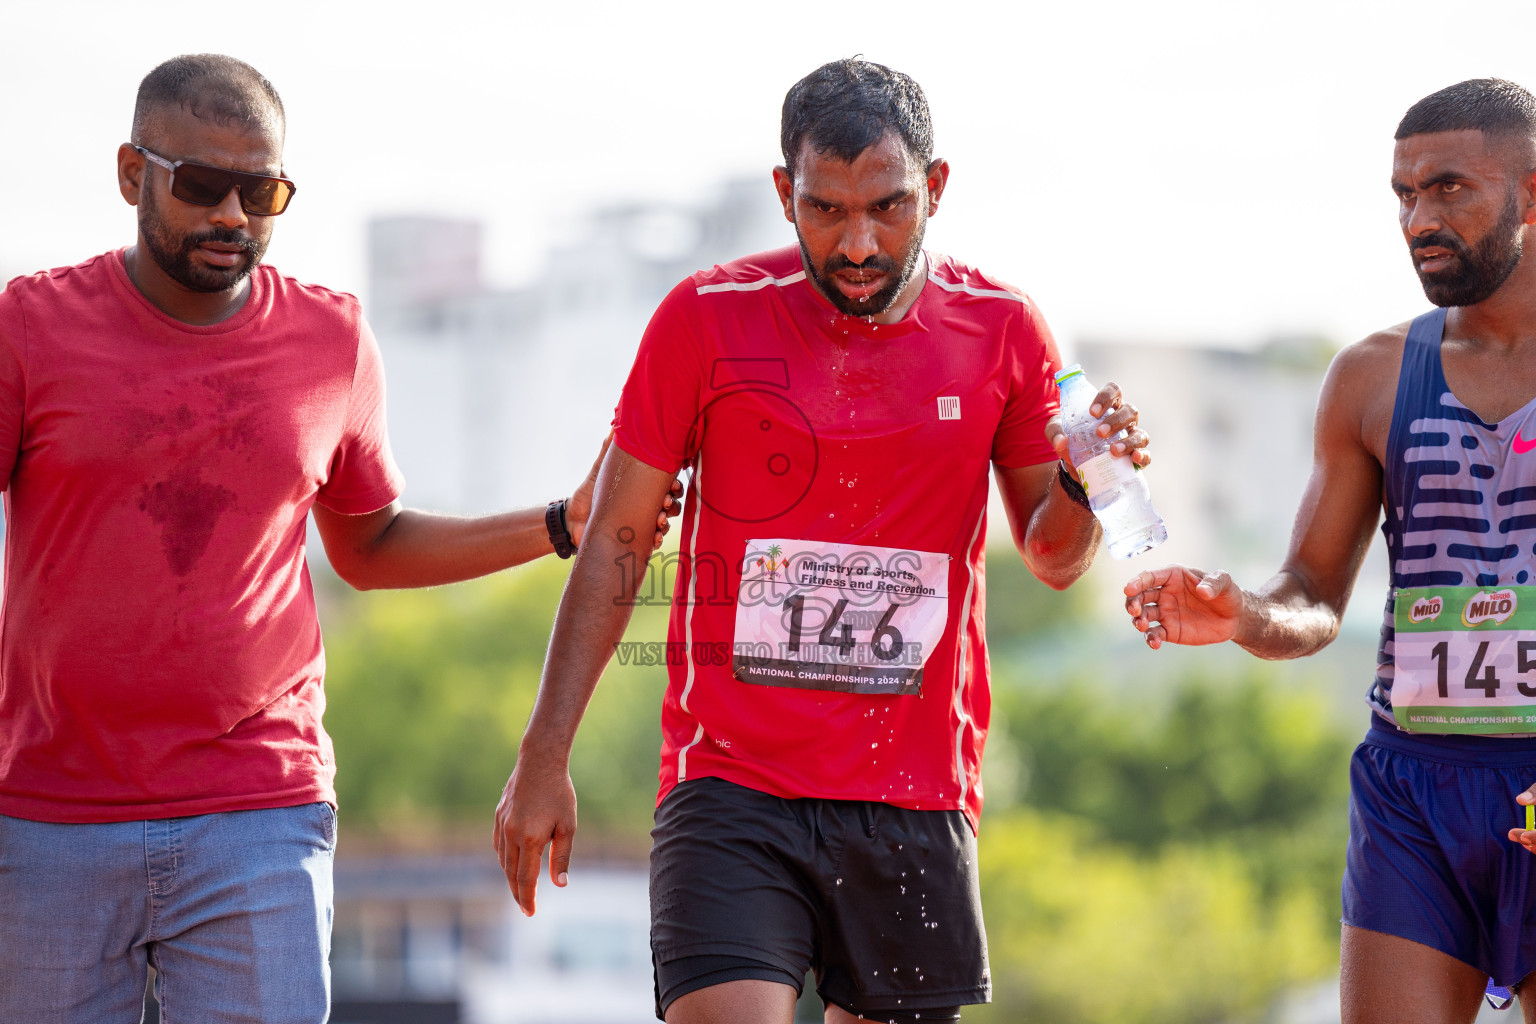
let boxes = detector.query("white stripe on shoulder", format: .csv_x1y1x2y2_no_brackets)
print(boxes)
928,274,1025,303
696,270,806,295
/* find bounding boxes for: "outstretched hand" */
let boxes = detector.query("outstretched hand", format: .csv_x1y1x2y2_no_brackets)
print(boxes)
1044,380,1152,473
1123,565,1246,649
566,432,683,550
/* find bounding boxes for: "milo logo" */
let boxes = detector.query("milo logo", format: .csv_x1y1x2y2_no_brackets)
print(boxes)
1408,596,1443,623
1462,589,1518,627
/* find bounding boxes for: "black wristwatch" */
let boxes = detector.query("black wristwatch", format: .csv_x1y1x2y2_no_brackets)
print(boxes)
545,498,576,559
1056,461,1092,510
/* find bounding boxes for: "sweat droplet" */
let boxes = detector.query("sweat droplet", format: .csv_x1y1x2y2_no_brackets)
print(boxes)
836,878,843,885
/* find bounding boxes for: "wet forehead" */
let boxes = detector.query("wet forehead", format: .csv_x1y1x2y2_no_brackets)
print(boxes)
794,133,924,202
140,101,285,176
1393,129,1510,187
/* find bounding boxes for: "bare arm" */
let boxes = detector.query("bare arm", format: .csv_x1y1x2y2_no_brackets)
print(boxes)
315,503,562,590
493,446,676,914
998,380,1152,590
996,462,1100,590
313,436,679,591
1124,338,1389,657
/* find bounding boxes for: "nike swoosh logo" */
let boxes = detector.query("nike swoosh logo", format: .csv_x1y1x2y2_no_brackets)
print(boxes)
1515,432,1536,454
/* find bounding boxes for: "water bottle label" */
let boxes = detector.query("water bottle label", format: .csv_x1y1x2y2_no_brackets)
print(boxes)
731,539,952,696
1077,452,1138,499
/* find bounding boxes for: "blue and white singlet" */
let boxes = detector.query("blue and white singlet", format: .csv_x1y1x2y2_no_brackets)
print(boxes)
1373,307,1536,722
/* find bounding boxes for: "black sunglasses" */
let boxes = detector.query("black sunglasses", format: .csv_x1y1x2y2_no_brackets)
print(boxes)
133,145,297,217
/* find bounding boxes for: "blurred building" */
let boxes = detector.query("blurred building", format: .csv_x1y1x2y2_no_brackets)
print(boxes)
1077,336,1332,580
330,856,653,1024
1074,335,1387,634
367,182,787,516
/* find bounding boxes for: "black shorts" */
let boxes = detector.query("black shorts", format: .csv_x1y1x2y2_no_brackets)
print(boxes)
649,776,989,1020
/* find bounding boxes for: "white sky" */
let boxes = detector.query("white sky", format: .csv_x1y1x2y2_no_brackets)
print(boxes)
4,0,1535,349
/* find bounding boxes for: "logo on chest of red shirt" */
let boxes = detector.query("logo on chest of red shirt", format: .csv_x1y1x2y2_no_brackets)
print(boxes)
688,358,820,524
937,396,961,420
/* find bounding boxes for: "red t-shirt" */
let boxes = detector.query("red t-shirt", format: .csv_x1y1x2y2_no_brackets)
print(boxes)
613,246,1061,824
0,250,404,823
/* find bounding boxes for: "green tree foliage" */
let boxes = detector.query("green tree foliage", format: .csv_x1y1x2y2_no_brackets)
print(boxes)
322,558,670,836
974,671,1353,1022
988,668,1354,893
970,811,1336,1024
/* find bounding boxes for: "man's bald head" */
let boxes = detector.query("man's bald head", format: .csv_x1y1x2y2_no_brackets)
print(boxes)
131,54,285,147
1397,78,1536,176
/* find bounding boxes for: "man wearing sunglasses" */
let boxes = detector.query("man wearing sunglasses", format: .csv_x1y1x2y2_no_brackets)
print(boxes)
0,53,676,1023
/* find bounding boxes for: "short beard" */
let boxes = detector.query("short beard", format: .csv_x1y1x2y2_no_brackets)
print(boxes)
1413,191,1524,308
799,218,926,317
139,186,265,293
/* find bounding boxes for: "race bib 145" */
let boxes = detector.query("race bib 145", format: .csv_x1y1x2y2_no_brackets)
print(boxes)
1392,585,1536,734
732,539,951,696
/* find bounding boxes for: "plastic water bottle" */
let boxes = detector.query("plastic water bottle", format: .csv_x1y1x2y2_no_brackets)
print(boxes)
1055,364,1167,559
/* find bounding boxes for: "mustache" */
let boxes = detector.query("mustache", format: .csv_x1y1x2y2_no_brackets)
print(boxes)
1410,231,1469,259
823,254,898,274
185,227,260,253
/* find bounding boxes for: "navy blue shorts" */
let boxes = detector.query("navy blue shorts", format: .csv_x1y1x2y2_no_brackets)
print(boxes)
1343,716,1536,986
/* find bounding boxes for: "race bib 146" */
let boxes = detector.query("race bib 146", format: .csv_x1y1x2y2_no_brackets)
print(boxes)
732,539,951,696
1392,585,1536,734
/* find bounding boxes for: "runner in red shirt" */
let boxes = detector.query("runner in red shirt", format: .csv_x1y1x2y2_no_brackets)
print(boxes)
495,59,1152,1024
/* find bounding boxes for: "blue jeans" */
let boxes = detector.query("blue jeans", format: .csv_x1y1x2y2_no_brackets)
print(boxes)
0,802,336,1023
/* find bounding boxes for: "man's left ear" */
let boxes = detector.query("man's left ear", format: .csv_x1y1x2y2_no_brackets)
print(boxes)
925,158,951,216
